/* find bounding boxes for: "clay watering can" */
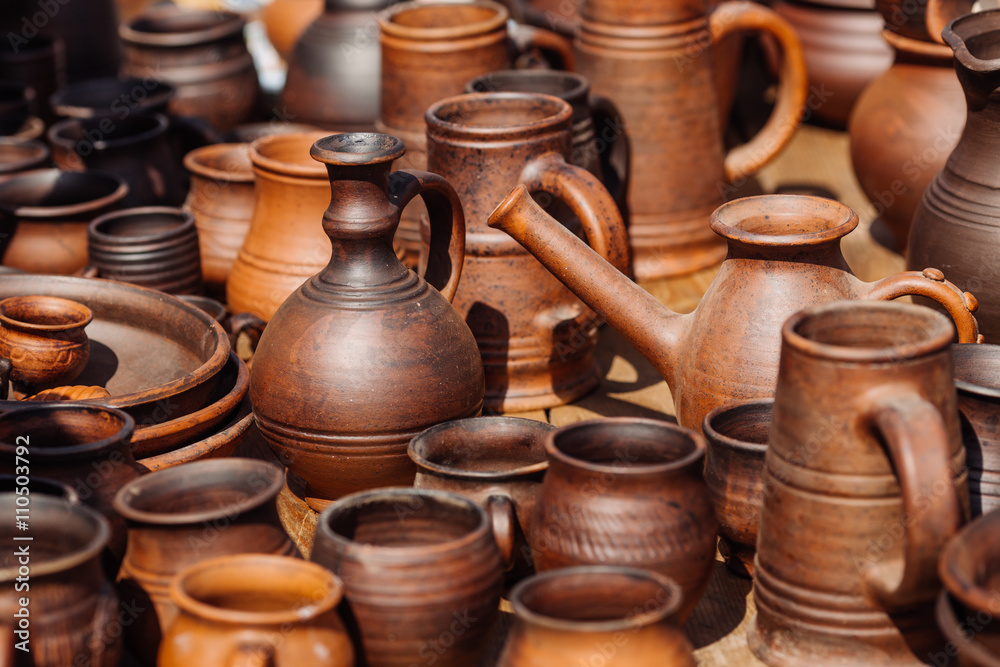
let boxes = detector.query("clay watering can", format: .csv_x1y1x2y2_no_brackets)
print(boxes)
488,190,982,430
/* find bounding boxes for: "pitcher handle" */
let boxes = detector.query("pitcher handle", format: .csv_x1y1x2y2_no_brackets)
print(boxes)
863,393,963,611
709,1,808,183
926,0,973,44
487,494,516,571
389,170,467,303
862,268,983,344
588,94,630,218
510,23,576,71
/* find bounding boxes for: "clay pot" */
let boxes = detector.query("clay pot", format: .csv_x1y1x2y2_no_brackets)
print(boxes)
935,590,1000,667
0,136,49,174
158,554,355,667
0,169,129,274
0,295,92,393
88,206,203,295
49,75,175,119
529,418,717,622
497,566,697,667
182,142,254,296
177,295,265,357
119,6,259,132
0,34,64,122
574,0,808,279
0,81,34,134
750,300,968,666
262,0,325,60
0,473,78,501
311,488,504,667
249,133,484,508
487,191,982,432
426,92,630,411
0,495,121,667
953,344,1000,518
226,130,332,321
703,398,771,579
114,459,297,664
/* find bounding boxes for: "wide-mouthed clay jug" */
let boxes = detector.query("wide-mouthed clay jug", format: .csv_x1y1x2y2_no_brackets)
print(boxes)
488,191,981,431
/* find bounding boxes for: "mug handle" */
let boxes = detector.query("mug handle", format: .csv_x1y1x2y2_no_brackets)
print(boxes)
926,0,973,44
509,23,576,71
863,393,963,611
487,494,516,571
588,94,630,219
388,170,467,303
709,1,808,183
862,268,983,344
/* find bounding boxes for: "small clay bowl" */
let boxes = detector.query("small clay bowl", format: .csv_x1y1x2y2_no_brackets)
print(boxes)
0,295,93,392
939,509,1000,654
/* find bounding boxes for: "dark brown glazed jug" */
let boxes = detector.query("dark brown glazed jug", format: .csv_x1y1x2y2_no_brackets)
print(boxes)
751,301,969,666
954,343,1000,518
488,191,981,432
250,133,484,509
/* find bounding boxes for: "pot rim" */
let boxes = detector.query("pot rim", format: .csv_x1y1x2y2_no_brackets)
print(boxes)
710,194,859,247
49,76,176,119
311,132,406,166
939,509,1000,616
250,130,331,179
944,9,1000,74
120,5,247,48
935,590,1000,666
0,294,93,332
183,142,254,183
0,404,135,459
426,92,573,143
47,113,170,152
953,343,1000,399
465,69,590,105
88,206,196,244
0,169,129,219
702,398,772,454
0,137,50,174
377,0,508,41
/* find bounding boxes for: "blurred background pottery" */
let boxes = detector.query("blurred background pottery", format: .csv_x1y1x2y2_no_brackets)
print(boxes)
0,136,49,175
262,0,325,61
953,343,1000,518
0,34,64,122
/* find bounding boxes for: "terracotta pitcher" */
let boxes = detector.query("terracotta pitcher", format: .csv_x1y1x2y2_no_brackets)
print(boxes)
488,191,981,431
574,0,809,279
751,300,968,666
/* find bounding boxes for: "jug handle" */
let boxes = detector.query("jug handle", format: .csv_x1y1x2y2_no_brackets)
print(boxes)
226,641,276,667
487,494,516,571
389,170,467,303
862,393,963,611
709,1,808,183
225,311,266,357
588,94,631,219
510,23,576,71
862,268,983,344
926,0,974,44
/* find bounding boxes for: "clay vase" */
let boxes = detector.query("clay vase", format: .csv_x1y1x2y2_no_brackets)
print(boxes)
0,136,49,175
487,191,982,433
113,459,297,664
574,0,808,279
0,169,129,274
262,0,325,60
282,0,393,131
750,300,969,666
908,10,1000,342
249,133,484,508
953,343,1000,518
311,488,504,667
529,418,718,622
0,404,142,575
88,206,203,295
225,130,333,321
426,92,630,412
0,495,121,667
182,142,254,296
0,295,92,393
702,398,771,579
0,34,64,122
497,566,697,667
119,6,259,132
158,554,355,667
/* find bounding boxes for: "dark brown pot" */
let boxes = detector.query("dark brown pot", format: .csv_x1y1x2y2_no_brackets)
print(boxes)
311,488,504,667
0,81,34,135
529,417,718,622
953,343,1000,518
703,398,771,579
750,301,968,666
0,34,64,122
249,133,484,508
426,92,629,412
49,75,175,119
0,473,78,501
0,136,49,174
0,294,92,393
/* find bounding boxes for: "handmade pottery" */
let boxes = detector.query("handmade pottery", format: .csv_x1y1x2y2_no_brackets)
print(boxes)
574,0,808,279
158,554,355,667
177,295,265,359
935,590,1000,667
0,495,121,667
497,566,697,667
0,295,92,392
750,301,968,666
0,169,128,274
488,192,981,432
0,136,49,174
262,0,325,60
0,473,78,501
953,344,1000,517
136,396,255,473
49,76,174,119
529,418,717,622
250,133,484,507
703,398,771,578
0,34,63,122
938,510,1000,657
0,81,34,135
88,206,203,295
311,488,503,667
24,385,111,401
427,92,629,411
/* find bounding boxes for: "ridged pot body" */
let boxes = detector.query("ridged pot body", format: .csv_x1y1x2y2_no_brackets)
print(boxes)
953,344,1000,518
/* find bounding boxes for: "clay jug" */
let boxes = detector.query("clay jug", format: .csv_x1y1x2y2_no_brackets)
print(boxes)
262,0,325,60
953,343,1000,518
426,92,629,412
908,10,1000,342
488,191,982,432
751,300,968,666
574,0,809,279
249,132,484,509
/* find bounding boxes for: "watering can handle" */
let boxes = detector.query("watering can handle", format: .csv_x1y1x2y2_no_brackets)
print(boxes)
926,0,974,44
863,268,983,344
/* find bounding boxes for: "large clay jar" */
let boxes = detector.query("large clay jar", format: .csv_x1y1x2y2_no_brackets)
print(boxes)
282,0,392,131
0,495,121,667
487,192,982,432
249,133,484,509
750,301,969,666
497,566,697,667
529,418,718,622
226,130,332,321
953,344,1000,518
311,488,503,667
158,554,355,667
908,10,1000,341
119,6,259,132
426,92,630,412
575,0,808,279
262,0,325,60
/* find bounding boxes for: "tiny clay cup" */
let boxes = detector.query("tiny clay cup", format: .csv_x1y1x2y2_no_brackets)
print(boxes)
938,510,1000,656
0,295,92,393
954,344,1000,517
